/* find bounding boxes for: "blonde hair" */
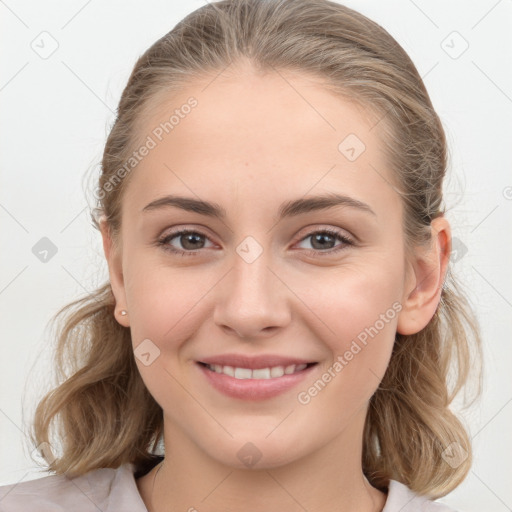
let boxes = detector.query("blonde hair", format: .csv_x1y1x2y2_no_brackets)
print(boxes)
29,0,482,498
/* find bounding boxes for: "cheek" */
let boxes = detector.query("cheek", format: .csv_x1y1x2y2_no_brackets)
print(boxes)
125,267,204,411
123,262,220,406
295,261,403,404
123,253,211,341
304,255,403,337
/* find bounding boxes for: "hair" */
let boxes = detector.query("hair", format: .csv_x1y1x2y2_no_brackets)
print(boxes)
28,0,482,499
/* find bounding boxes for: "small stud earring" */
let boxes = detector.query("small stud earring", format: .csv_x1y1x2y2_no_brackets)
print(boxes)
120,310,127,316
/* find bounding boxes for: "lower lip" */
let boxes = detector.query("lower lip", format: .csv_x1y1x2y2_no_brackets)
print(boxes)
196,362,317,401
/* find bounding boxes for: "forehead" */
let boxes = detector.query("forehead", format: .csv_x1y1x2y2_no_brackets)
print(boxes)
122,66,399,219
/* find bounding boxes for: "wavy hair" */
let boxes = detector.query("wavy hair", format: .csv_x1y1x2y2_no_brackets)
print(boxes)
28,0,482,498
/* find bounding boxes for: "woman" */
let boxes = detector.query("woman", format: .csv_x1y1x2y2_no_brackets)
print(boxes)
0,1,481,510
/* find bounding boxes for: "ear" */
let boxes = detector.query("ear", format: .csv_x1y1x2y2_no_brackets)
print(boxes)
99,216,130,328
396,216,451,335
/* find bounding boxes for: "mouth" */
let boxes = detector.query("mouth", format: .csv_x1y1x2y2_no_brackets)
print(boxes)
197,361,318,380
195,358,319,401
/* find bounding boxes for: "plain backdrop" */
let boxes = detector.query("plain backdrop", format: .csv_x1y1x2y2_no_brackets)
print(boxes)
1,1,511,510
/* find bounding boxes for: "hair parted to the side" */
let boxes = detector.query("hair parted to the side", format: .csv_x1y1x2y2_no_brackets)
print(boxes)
28,0,482,499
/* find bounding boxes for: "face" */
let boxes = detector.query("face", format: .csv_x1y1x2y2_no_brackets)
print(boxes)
102,62,442,471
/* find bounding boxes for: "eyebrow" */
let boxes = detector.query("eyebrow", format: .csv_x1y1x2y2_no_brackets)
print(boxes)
142,192,376,219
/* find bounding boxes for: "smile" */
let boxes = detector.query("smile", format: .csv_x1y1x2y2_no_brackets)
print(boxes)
196,361,318,401
201,362,312,379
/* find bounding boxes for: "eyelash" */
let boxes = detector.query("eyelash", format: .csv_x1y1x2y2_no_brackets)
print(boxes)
156,228,354,258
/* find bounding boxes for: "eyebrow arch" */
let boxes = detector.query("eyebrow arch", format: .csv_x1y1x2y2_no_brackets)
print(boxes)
142,192,376,219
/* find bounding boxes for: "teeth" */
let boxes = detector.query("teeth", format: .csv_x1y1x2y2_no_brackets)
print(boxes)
206,363,310,379
270,366,284,378
252,368,271,379
222,365,234,377
234,367,252,379
284,364,296,374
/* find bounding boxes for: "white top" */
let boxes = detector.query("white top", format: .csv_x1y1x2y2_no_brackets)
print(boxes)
0,463,459,511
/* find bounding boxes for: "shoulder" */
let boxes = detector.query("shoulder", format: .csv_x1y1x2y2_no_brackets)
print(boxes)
0,463,147,512
384,479,461,512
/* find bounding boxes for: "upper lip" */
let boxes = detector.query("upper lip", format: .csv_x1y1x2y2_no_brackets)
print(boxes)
198,354,317,370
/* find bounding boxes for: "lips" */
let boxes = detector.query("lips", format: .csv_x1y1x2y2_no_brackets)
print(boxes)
197,353,317,370
196,353,320,400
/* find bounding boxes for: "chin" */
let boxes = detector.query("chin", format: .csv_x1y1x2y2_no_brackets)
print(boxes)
205,436,310,471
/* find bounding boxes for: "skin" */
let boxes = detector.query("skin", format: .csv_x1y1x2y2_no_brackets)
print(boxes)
100,60,451,512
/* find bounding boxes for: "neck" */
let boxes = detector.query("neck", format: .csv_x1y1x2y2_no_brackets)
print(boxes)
143,407,387,512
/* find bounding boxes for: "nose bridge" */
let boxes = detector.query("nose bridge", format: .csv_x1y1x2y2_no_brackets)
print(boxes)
213,234,290,338
233,243,274,303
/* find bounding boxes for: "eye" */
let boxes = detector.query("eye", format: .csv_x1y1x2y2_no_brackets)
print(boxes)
295,228,353,256
157,229,215,257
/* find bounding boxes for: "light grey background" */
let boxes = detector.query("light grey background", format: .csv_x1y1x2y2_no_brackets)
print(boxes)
1,1,511,510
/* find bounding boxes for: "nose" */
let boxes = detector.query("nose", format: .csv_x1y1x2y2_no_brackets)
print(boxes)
213,247,291,340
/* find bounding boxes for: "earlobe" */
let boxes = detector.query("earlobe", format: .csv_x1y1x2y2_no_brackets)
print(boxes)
99,216,130,328
396,217,451,335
